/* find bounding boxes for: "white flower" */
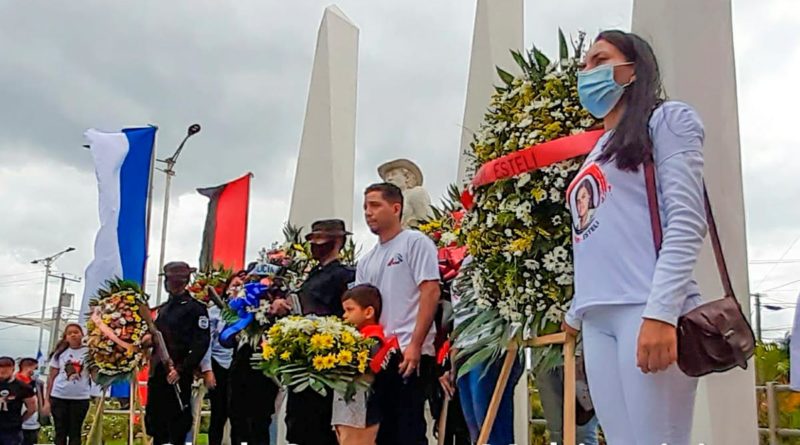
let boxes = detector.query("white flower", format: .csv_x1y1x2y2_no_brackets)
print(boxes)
516,173,531,187
440,232,457,245
504,229,513,237
518,117,533,128
542,252,558,271
555,274,573,286
549,188,561,202
552,246,569,260
524,259,540,270
551,215,563,225
554,177,565,188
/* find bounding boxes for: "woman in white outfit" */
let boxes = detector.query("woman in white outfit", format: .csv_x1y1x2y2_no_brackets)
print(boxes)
563,30,708,445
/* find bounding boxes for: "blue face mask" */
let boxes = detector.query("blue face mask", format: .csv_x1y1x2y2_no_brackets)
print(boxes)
577,62,633,118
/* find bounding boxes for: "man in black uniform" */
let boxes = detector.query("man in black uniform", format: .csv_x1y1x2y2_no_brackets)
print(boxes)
274,219,355,445
145,261,210,445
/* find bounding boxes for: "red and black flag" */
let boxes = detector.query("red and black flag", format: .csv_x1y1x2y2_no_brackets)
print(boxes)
198,173,252,272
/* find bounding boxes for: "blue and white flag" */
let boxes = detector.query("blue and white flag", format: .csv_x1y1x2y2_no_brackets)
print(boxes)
80,127,156,321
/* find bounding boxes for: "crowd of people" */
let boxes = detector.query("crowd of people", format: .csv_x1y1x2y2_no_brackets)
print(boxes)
1,29,724,445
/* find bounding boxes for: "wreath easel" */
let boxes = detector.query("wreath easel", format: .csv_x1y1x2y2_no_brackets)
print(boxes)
476,333,577,445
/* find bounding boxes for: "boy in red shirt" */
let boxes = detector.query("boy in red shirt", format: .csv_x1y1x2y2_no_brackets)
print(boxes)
333,284,399,445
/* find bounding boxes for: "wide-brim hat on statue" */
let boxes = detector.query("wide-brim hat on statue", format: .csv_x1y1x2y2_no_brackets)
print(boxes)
161,261,197,278
377,158,424,187
305,219,352,244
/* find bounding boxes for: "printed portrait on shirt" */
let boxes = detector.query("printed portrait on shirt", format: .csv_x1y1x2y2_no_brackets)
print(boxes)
567,162,610,239
64,359,83,381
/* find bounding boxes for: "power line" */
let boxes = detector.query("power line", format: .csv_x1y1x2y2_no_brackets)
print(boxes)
0,271,40,279
758,278,800,293
754,233,800,290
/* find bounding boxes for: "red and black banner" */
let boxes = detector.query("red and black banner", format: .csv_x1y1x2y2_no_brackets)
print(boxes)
198,173,252,272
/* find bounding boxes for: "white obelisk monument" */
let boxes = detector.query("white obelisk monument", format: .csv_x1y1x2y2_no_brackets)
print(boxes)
288,5,359,232
281,6,358,444
633,1,759,444
456,0,524,186
456,1,527,443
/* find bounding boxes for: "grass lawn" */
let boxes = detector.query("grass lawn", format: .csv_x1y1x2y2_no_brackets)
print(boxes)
105,434,209,445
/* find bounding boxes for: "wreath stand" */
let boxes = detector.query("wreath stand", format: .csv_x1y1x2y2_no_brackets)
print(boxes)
476,332,576,445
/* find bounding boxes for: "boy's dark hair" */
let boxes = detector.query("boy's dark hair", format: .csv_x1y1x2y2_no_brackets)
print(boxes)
0,356,14,367
342,284,382,320
364,182,404,217
18,357,38,369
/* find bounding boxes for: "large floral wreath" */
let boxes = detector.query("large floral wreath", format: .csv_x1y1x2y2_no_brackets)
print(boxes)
454,31,599,374
85,279,150,386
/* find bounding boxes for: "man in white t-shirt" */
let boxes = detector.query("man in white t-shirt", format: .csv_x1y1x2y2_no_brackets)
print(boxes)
356,182,441,445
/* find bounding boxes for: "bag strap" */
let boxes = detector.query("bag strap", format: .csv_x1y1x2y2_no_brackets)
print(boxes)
644,161,735,298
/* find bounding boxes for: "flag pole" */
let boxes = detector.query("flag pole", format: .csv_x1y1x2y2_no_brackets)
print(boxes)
143,124,158,291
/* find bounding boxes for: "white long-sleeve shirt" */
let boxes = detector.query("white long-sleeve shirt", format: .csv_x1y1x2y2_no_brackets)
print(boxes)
566,101,708,329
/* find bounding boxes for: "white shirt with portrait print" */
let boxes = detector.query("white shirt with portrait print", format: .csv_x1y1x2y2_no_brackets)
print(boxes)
356,229,440,356
49,346,91,400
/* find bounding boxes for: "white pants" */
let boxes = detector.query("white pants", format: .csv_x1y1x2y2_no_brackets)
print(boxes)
582,304,698,445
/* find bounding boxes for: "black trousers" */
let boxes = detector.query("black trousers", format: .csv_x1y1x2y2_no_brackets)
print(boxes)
22,429,39,445
146,365,193,445
228,356,279,445
50,397,89,445
208,359,231,445
376,355,436,445
285,388,337,445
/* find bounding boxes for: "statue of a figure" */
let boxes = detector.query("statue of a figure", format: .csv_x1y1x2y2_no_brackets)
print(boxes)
378,159,432,229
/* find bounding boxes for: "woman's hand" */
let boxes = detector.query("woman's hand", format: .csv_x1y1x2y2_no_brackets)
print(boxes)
561,320,579,337
637,318,678,373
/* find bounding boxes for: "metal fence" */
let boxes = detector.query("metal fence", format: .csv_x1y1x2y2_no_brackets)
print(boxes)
758,383,800,445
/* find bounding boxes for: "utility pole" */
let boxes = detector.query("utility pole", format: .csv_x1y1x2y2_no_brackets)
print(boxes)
753,292,762,342
155,123,201,305
32,247,75,358
50,273,81,351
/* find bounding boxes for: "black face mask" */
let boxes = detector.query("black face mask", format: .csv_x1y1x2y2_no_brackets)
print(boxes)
311,242,336,261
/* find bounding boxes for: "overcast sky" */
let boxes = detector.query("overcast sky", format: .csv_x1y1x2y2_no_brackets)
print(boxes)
1,0,798,358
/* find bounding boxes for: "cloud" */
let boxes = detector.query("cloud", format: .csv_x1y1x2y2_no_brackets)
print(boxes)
1,0,798,357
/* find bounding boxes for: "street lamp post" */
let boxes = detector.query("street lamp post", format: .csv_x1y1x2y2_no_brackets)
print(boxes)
155,124,201,305
31,246,75,357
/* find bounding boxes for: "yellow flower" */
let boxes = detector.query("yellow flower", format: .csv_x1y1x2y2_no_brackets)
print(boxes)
508,238,532,254
322,354,336,369
312,355,326,371
531,188,546,203
310,334,334,350
337,350,353,366
261,343,276,360
280,351,291,361
357,350,369,363
340,332,355,346
268,324,281,337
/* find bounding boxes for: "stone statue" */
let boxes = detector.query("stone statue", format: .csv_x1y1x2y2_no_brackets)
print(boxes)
378,159,432,229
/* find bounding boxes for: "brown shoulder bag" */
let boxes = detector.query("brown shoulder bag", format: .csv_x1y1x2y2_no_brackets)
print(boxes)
644,162,756,377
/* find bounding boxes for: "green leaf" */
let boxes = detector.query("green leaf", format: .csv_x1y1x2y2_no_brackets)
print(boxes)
510,50,527,72
558,28,569,61
533,47,550,76
496,67,515,86
457,346,497,379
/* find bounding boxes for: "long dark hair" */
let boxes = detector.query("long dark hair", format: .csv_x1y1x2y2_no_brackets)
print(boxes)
49,323,84,361
595,30,665,172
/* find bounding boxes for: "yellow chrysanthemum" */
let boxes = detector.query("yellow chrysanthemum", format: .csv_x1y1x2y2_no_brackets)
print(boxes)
280,351,291,361
268,324,281,337
312,355,326,371
310,334,334,350
261,344,276,360
337,350,353,366
357,350,369,363
340,332,355,346
322,354,337,370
